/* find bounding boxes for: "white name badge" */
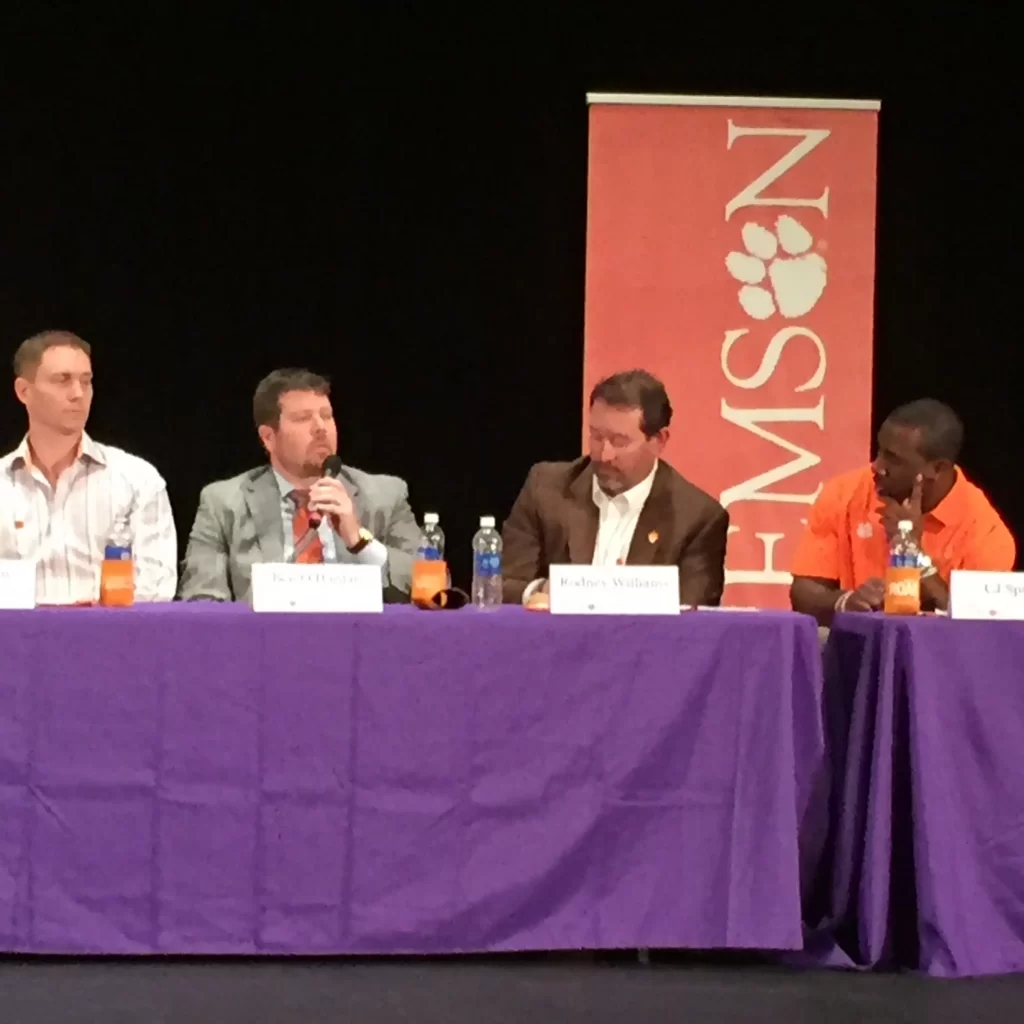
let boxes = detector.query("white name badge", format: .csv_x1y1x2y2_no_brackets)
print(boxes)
251,563,383,613
0,559,36,610
548,564,680,615
949,570,1024,621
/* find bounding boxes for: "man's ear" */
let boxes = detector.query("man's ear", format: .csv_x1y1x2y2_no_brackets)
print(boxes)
652,427,670,454
256,424,274,454
13,377,29,406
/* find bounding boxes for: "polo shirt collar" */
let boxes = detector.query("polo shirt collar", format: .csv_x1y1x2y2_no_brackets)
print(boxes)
927,466,967,527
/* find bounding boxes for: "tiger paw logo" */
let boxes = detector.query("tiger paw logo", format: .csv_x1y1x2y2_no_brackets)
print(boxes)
725,215,827,320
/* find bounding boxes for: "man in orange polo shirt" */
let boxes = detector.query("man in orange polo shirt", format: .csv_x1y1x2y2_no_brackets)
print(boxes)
790,399,1015,624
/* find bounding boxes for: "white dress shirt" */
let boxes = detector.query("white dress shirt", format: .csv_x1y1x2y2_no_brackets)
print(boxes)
0,433,178,604
590,462,658,566
272,469,388,568
521,461,659,602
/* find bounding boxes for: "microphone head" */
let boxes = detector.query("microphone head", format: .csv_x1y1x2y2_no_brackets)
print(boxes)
307,455,342,530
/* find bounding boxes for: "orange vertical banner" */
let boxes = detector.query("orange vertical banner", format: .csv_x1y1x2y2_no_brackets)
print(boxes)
583,93,880,608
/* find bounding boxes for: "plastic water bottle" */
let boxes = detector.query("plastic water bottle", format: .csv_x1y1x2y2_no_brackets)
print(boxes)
412,512,448,606
99,515,135,607
471,516,503,609
883,519,921,615
417,512,445,562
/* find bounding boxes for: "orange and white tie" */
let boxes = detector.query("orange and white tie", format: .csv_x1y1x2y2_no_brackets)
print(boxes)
292,491,324,564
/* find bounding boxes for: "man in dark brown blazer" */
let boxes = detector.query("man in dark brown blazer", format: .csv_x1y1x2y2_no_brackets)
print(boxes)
502,369,729,607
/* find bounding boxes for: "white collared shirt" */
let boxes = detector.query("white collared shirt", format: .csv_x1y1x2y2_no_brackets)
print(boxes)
591,461,658,566
0,433,177,604
272,469,388,568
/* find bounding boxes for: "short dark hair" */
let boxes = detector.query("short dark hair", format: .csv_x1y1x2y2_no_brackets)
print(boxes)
13,330,92,379
885,398,964,462
253,368,331,430
589,369,672,436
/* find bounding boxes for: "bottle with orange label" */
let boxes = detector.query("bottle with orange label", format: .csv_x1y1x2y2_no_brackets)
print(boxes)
99,515,135,607
884,519,921,615
411,512,448,607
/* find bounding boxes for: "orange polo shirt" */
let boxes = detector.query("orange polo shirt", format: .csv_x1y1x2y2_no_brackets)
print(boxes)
791,465,1016,588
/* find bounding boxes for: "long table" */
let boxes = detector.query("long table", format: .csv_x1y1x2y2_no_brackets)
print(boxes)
0,604,825,955
809,613,1024,977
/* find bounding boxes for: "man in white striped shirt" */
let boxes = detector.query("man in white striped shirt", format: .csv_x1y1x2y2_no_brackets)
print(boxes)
0,331,178,605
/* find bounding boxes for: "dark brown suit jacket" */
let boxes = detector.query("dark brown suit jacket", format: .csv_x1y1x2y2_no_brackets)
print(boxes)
501,456,729,606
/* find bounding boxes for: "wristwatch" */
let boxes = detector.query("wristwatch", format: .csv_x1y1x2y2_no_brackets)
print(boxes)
346,527,374,555
919,553,938,579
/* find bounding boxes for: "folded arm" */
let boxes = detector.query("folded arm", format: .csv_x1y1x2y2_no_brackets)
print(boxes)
920,573,949,612
378,483,420,596
678,507,730,607
501,468,545,605
132,484,179,602
178,489,232,601
791,575,844,625
789,486,861,624
920,521,1018,612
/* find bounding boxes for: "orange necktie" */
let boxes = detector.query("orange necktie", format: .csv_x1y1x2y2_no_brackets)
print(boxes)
292,491,324,564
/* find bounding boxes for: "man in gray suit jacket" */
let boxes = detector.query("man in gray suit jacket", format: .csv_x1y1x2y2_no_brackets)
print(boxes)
178,368,420,603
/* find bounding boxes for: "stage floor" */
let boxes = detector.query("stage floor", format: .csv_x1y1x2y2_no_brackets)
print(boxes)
2,954,1022,1024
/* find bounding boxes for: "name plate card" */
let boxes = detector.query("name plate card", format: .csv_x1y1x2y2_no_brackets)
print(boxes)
251,563,383,613
0,559,36,610
548,564,680,615
950,570,1024,621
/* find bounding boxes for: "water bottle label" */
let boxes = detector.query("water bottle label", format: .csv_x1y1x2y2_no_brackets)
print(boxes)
104,545,132,561
474,553,502,577
418,546,442,562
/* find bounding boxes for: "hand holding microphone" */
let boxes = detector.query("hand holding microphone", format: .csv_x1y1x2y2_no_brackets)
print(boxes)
307,455,343,529
307,455,361,548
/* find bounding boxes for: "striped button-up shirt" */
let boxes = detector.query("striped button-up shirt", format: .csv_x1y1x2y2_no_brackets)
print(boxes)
0,433,178,604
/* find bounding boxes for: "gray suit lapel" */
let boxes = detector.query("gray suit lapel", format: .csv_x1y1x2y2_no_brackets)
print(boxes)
341,466,368,527
244,470,285,563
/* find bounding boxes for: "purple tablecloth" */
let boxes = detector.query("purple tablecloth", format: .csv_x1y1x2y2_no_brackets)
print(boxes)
0,604,825,955
811,613,1024,977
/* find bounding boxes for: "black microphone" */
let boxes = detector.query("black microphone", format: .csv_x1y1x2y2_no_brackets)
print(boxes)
307,454,343,529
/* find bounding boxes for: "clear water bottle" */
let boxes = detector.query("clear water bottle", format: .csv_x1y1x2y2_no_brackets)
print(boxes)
417,512,445,561
883,519,921,615
99,514,135,607
471,515,503,609
412,512,448,606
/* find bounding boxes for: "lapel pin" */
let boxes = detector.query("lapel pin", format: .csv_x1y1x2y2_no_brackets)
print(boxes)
648,530,659,544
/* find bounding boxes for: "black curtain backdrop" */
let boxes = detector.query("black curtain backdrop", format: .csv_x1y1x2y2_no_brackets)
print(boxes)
1,10,1018,588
